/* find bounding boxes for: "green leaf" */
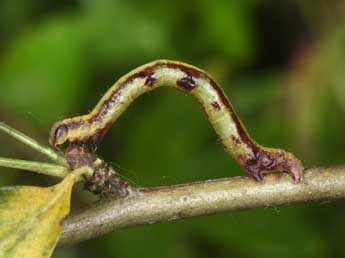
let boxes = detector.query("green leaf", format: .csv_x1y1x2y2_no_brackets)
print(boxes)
0,172,80,258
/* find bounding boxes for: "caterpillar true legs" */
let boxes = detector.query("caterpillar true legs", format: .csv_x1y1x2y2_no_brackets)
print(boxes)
49,60,304,182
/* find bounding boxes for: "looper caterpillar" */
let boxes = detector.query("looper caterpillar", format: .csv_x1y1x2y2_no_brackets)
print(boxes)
49,60,303,181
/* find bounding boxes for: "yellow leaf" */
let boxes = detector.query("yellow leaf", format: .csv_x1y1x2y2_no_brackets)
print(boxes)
0,171,80,258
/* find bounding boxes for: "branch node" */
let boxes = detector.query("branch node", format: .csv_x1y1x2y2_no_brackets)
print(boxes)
84,159,132,198
64,143,132,198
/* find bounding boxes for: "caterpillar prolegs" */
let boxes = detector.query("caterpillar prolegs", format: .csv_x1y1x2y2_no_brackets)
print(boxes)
49,60,304,182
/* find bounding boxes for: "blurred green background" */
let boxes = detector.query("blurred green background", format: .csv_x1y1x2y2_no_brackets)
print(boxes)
0,0,344,257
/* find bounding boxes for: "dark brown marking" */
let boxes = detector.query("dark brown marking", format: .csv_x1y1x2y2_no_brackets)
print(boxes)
123,64,159,85
230,135,241,146
144,73,157,87
211,101,221,111
127,70,150,82
165,62,203,78
99,91,120,118
177,74,197,91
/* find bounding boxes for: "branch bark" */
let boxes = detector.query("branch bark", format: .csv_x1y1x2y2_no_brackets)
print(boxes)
59,166,345,246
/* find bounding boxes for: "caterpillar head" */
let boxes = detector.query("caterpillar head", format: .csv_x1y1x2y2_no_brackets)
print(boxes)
49,122,69,148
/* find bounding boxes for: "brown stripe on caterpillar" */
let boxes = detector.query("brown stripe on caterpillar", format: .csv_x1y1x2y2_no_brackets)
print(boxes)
210,101,221,111
93,86,124,121
122,63,159,86
164,62,203,78
124,70,151,84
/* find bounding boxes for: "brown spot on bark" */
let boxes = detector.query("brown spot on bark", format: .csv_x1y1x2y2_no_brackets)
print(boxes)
211,101,221,111
177,74,197,91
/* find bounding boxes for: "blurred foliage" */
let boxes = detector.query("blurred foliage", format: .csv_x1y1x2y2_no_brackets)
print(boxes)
0,0,344,258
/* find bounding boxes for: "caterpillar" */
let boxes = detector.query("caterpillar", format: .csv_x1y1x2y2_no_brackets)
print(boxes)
49,60,303,182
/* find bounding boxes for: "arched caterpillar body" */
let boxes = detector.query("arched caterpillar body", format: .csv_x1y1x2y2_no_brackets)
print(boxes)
49,60,303,181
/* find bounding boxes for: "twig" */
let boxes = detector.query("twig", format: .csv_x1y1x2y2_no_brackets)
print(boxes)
59,165,345,246
0,157,69,178
0,122,67,166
